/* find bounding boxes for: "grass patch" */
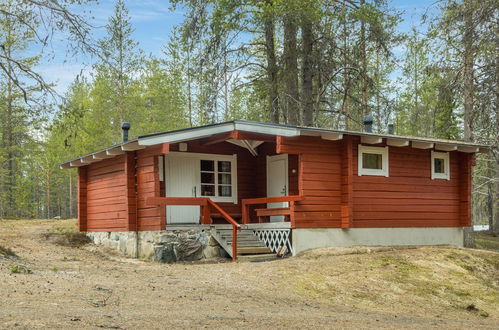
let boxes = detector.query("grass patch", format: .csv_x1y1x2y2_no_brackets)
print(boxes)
291,247,499,316
10,265,32,274
42,224,90,247
475,231,499,252
0,245,17,258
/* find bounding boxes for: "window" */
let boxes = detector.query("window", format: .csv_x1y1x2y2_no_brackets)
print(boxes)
358,145,389,177
200,156,237,202
431,151,450,180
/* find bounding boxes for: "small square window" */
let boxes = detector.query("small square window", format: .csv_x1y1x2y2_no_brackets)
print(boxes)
362,153,383,170
434,158,445,174
431,151,450,180
358,145,389,177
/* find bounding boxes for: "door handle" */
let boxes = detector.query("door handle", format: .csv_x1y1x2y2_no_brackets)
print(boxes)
193,186,197,197
281,185,286,195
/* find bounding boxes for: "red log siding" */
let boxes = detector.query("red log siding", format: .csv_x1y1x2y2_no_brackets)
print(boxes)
85,155,128,231
278,136,343,228
351,136,463,228
136,145,164,231
278,135,472,229
125,152,137,231
77,167,88,231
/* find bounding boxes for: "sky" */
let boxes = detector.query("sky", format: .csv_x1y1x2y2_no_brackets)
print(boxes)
35,0,437,96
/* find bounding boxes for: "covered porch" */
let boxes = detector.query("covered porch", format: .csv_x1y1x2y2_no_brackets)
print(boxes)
145,130,302,259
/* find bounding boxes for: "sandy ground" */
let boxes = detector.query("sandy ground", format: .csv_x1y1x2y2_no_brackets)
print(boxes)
0,219,498,329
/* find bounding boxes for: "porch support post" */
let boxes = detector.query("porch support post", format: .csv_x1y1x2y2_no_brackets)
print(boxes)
125,152,137,231
77,167,88,231
340,136,353,228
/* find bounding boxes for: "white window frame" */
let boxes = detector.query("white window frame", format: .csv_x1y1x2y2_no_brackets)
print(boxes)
168,152,238,203
358,145,389,177
431,151,450,180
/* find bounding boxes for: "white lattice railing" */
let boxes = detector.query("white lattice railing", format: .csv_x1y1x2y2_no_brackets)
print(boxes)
252,229,292,255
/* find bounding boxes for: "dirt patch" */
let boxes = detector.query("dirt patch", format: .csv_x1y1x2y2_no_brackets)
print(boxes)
0,219,498,329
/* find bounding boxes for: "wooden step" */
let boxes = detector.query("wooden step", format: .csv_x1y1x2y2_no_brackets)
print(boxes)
237,254,279,262
237,246,272,254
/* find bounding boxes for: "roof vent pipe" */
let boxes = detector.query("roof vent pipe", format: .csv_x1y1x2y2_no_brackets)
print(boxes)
122,122,130,142
388,123,394,135
363,114,373,133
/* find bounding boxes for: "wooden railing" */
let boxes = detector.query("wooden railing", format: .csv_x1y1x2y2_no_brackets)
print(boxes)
146,197,241,261
241,195,303,227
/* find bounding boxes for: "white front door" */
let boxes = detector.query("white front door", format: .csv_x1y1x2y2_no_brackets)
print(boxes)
266,154,289,222
165,155,200,224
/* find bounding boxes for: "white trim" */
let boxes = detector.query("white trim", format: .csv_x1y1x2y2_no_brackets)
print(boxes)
166,152,238,203
106,147,125,156
386,138,409,147
431,151,450,180
435,144,457,152
234,122,298,136
457,146,479,153
121,141,145,151
139,122,299,146
358,145,389,177
361,136,383,144
412,141,434,149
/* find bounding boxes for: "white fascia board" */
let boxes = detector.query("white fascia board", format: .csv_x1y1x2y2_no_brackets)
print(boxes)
60,163,73,169
70,160,83,167
106,147,125,156
93,151,114,159
386,139,409,147
235,122,299,137
121,141,145,151
412,141,434,149
321,132,343,141
435,144,458,152
361,136,383,144
457,146,479,153
138,123,235,146
299,129,342,140
81,156,98,164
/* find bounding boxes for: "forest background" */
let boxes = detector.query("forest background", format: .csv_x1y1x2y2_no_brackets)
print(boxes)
0,0,497,232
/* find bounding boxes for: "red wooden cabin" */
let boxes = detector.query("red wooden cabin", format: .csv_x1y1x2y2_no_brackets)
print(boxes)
61,120,487,260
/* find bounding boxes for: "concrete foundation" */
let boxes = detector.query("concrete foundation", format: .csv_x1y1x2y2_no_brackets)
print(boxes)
291,227,465,255
87,229,221,262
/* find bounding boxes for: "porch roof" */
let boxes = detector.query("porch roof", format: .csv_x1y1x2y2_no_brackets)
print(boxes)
60,120,489,169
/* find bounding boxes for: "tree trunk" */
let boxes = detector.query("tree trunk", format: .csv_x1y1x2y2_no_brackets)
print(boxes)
264,8,279,123
301,19,314,126
360,0,369,117
463,0,474,142
283,14,299,125
493,23,499,234
341,9,351,129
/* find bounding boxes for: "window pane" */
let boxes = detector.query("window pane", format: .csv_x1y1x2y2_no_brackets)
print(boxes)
218,161,231,173
219,185,232,197
218,173,231,185
201,160,214,172
434,158,445,173
362,153,382,170
201,185,215,196
201,172,214,184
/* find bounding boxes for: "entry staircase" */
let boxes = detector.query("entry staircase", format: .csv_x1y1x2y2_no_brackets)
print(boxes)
211,228,277,260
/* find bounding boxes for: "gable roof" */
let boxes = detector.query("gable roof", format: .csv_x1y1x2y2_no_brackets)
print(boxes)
60,120,489,169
